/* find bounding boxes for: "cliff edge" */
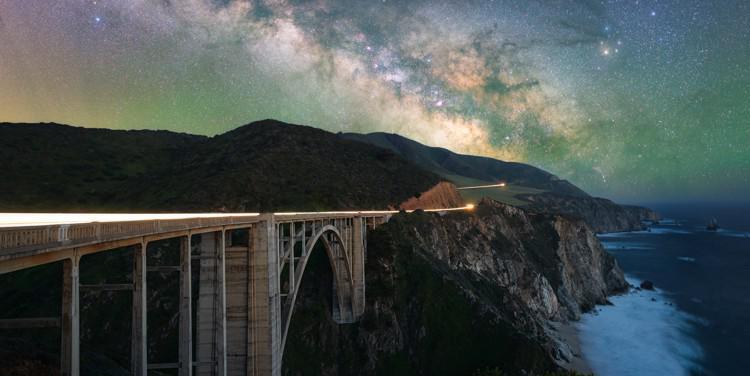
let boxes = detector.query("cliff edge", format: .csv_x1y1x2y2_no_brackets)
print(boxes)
284,198,627,375
519,193,661,233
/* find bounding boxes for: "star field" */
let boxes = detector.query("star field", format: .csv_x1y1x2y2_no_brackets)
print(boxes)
0,0,748,201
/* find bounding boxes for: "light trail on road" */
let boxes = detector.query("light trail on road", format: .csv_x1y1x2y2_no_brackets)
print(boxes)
456,183,506,190
0,213,261,228
0,205,475,228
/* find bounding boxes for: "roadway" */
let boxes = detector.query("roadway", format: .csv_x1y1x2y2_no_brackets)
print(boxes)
0,205,474,228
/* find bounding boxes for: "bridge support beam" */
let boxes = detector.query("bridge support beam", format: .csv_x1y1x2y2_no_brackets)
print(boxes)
248,220,281,376
132,242,147,376
196,232,227,376
61,253,80,376
179,236,193,376
351,217,366,318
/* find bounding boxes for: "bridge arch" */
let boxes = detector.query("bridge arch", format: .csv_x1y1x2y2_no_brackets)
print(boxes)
279,224,356,357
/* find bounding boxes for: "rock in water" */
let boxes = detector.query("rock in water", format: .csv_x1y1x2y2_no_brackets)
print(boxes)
640,280,655,290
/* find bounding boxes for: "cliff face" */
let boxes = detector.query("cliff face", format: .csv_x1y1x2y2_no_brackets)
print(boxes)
398,181,464,210
621,204,662,222
284,199,627,375
519,193,661,233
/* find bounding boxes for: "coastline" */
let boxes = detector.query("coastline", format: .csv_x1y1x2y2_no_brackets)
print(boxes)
550,320,593,375
577,275,704,376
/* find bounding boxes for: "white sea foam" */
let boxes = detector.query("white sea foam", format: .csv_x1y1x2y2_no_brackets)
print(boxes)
578,276,704,376
597,232,634,238
717,230,750,239
658,218,680,225
677,256,696,262
600,241,654,250
635,227,692,235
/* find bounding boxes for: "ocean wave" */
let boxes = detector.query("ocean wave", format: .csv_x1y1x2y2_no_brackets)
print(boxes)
635,227,692,235
578,276,704,376
657,218,680,225
601,241,654,250
677,256,696,262
717,230,750,239
598,232,634,238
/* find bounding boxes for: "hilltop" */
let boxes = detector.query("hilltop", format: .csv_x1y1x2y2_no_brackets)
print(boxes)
0,120,443,212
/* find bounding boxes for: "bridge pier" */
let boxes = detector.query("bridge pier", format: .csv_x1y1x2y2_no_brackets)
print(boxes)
352,217,365,318
196,231,228,376
248,220,281,376
61,253,80,376
132,242,147,376
179,236,193,376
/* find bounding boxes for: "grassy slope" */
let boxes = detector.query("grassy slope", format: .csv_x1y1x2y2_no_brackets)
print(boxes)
339,132,588,207
0,123,202,211
132,120,441,212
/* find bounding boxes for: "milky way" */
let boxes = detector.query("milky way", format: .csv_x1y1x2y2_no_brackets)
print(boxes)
1,1,748,201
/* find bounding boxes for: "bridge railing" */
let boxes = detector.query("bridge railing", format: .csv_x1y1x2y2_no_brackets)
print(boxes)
0,210,406,266
0,215,265,261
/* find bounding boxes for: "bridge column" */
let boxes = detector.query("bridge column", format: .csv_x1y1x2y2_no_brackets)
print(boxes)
196,232,227,376
61,253,80,376
217,231,227,376
351,217,366,319
179,236,193,376
132,242,147,376
248,219,281,376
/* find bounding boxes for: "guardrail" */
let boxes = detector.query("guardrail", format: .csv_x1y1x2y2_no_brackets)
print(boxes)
0,215,265,260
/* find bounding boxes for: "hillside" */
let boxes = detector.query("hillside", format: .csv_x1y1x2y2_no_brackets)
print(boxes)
340,131,659,231
339,132,588,197
0,123,202,211
0,121,443,212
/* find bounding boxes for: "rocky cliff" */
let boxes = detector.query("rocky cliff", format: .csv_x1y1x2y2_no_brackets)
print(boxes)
284,199,627,375
398,181,464,210
519,193,661,233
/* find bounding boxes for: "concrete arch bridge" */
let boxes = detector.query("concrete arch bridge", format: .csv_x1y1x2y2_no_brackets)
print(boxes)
0,208,468,376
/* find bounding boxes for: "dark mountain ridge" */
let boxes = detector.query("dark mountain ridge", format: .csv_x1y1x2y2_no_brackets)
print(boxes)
340,131,659,232
340,131,588,197
0,120,441,212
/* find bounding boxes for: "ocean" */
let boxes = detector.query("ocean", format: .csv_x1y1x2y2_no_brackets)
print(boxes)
578,203,750,376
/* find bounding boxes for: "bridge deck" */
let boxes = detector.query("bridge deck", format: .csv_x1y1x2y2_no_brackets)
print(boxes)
0,207,470,272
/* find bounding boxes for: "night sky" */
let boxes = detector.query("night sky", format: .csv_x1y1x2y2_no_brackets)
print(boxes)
1,1,748,202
